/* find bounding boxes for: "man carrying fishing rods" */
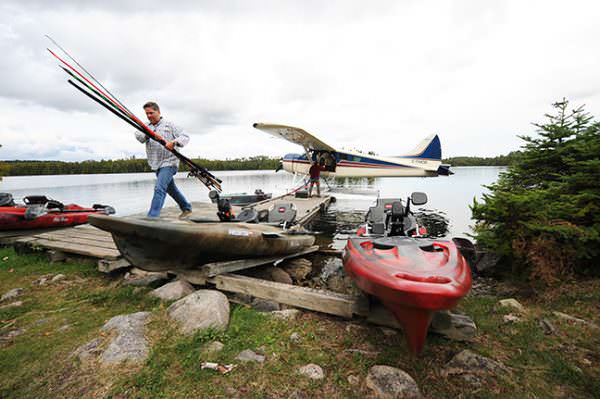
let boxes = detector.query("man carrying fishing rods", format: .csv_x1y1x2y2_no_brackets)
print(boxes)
135,102,193,219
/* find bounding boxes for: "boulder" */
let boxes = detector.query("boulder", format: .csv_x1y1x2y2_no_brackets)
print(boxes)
553,311,599,329
298,364,324,380
281,258,313,282
290,332,302,343
72,337,103,363
270,309,301,321
123,273,170,288
365,365,421,398
203,341,224,354
503,314,521,324
167,290,230,334
1,288,23,302
235,349,265,363
99,311,151,364
430,311,477,341
498,298,526,314
442,349,507,385
51,274,66,283
253,266,294,285
251,298,281,312
150,279,195,301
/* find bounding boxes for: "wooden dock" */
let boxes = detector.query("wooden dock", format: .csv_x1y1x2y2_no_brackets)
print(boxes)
4,195,333,267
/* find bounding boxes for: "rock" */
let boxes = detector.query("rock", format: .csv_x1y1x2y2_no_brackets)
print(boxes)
51,274,66,282
345,323,368,334
430,311,477,341
288,389,308,399
167,290,230,334
32,275,51,286
73,337,103,363
281,258,313,282
297,364,324,380
34,318,49,326
498,298,527,314
149,279,195,301
99,311,151,364
365,365,421,398
203,341,224,354
1,328,26,340
475,252,500,274
235,349,265,363
1,288,23,302
47,250,66,263
442,350,507,385
123,273,170,288
290,332,301,343
379,327,398,337
326,273,354,294
253,266,294,285
270,309,301,321
347,374,360,386
0,300,23,309
58,324,71,332
503,314,521,324
251,298,281,312
539,319,557,335
553,311,599,329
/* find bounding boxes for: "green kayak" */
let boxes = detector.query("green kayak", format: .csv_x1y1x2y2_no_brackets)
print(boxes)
89,214,316,272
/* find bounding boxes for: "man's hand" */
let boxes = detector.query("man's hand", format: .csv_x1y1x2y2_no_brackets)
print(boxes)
165,141,176,150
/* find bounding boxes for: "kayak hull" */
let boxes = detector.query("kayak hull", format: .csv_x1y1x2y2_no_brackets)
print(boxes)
0,204,111,231
89,214,315,272
343,235,471,354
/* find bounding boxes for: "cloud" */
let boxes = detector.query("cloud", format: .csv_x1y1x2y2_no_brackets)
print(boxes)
1,0,599,162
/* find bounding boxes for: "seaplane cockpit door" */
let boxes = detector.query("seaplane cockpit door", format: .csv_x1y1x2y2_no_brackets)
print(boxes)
312,150,337,173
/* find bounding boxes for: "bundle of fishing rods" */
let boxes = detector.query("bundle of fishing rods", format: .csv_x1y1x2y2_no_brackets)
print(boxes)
45,35,222,192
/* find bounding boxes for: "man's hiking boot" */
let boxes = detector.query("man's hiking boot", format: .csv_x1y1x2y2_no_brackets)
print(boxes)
179,210,193,220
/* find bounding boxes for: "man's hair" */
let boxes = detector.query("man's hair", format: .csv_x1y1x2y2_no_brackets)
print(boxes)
143,101,160,111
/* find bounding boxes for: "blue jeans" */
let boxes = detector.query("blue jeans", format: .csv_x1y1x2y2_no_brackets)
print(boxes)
148,166,192,217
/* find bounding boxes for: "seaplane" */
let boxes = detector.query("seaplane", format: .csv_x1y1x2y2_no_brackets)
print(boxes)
253,123,452,178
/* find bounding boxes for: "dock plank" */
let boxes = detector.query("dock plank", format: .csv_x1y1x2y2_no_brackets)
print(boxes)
210,273,368,318
19,237,121,259
30,233,118,250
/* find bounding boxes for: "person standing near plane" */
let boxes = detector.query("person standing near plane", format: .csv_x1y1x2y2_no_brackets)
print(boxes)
308,160,326,197
135,101,193,219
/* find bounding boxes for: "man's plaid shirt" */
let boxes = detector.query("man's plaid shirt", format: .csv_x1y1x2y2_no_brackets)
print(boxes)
135,118,190,171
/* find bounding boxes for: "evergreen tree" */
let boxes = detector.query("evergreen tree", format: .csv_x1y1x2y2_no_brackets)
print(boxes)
471,100,600,285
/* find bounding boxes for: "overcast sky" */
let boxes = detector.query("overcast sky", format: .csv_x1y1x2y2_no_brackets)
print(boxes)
1,0,599,161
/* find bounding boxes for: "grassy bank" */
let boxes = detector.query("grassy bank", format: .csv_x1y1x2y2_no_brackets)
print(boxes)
1,247,598,398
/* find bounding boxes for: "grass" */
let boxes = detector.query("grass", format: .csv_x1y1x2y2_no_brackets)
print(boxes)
0,246,599,398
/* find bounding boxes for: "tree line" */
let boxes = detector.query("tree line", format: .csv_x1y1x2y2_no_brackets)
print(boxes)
0,156,281,176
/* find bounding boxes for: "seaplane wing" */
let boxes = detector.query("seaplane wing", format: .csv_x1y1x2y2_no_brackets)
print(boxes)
253,123,336,152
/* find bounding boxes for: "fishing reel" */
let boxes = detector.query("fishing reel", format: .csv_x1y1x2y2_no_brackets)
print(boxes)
209,190,235,222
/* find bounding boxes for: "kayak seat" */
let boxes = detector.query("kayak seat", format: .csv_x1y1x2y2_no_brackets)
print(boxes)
366,206,385,224
236,208,259,223
0,193,15,207
24,204,47,220
268,202,297,225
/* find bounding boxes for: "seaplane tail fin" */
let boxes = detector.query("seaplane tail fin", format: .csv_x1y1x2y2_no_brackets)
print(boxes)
402,134,442,160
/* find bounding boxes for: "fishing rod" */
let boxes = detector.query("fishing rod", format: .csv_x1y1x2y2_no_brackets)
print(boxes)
67,78,220,190
47,40,222,191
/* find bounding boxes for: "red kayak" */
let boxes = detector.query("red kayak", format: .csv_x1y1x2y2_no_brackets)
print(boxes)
343,194,471,354
0,194,115,231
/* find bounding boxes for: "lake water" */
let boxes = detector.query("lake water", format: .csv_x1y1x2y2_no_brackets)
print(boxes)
0,167,503,244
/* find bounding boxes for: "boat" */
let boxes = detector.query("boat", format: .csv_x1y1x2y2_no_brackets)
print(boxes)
342,193,471,354
0,194,115,231
209,189,272,207
89,213,316,272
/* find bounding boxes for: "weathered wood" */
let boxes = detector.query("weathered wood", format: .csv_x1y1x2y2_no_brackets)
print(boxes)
210,273,367,318
316,248,343,257
201,245,319,277
17,237,120,259
42,229,115,242
31,233,118,250
98,258,131,273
